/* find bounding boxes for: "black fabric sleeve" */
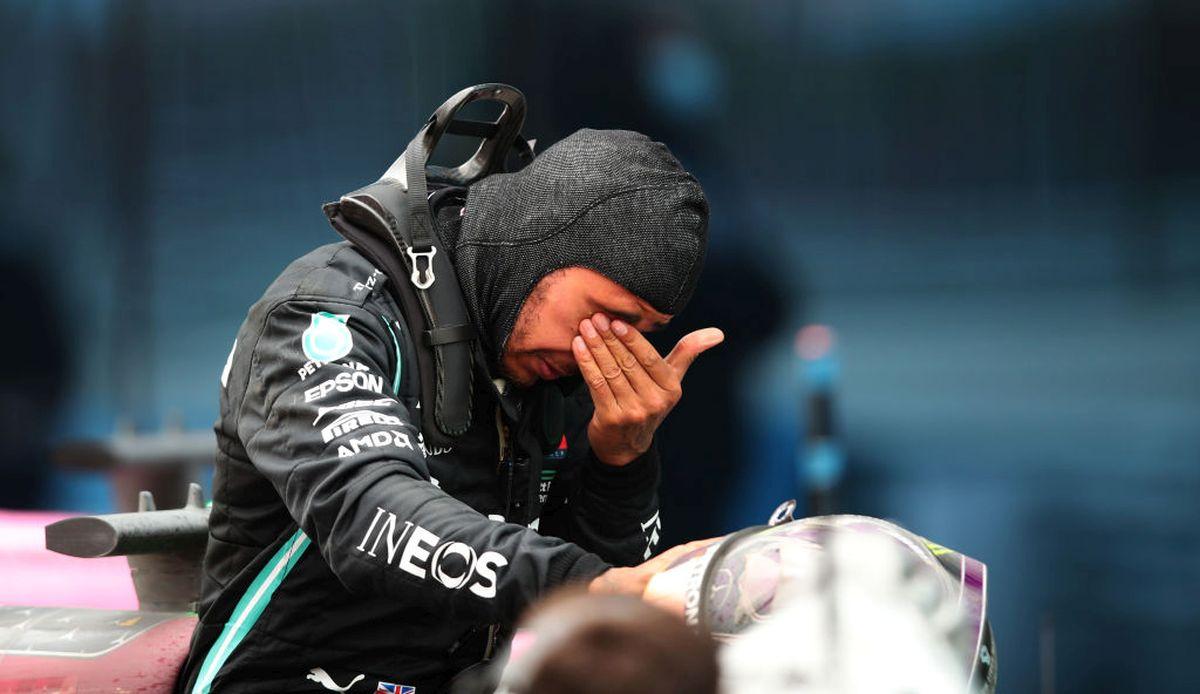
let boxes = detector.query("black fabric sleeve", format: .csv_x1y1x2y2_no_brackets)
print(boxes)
540,389,663,565
238,298,605,624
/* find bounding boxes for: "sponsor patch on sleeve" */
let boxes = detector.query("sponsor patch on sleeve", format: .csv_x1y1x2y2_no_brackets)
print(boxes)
302,312,354,362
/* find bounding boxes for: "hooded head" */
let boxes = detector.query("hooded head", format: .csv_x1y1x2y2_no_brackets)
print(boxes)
437,128,709,383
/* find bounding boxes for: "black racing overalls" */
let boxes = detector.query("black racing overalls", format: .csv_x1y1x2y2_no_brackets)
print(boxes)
177,241,662,693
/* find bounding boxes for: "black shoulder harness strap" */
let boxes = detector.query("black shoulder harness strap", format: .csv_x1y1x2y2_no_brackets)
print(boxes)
322,83,532,447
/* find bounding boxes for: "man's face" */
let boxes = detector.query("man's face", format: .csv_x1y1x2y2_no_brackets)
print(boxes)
501,267,671,387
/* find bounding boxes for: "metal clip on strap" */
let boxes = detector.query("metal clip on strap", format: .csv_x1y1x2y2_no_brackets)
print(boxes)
406,246,436,289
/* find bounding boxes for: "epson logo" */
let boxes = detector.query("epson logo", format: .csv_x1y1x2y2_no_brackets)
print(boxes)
355,507,508,599
304,371,385,402
336,430,414,458
321,411,403,443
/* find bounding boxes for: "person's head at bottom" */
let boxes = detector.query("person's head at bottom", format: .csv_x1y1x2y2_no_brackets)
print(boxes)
496,590,719,694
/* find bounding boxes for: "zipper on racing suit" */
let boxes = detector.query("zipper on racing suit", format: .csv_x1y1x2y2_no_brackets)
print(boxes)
496,403,515,517
484,402,514,663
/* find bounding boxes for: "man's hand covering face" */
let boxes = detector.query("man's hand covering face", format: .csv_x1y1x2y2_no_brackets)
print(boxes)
435,128,709,364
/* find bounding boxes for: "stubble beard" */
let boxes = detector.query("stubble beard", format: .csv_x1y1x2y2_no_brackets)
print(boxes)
499,285,550,387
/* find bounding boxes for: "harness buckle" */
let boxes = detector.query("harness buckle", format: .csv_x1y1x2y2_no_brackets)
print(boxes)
406,246,437,289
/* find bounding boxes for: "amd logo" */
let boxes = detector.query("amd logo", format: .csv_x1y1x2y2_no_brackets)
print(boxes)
336,430,414,458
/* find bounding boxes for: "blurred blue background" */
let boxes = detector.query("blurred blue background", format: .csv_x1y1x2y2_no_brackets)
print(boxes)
1,1,1197,691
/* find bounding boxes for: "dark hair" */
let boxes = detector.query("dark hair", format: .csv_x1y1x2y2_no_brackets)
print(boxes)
520,592,718,694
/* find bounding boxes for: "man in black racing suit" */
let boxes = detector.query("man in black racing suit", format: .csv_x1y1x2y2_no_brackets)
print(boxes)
177,128,721,693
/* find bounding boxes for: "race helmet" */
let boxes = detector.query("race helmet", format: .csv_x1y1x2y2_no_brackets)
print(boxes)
650,506,997,693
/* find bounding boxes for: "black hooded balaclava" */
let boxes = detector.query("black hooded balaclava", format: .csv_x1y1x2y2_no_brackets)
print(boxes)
435,128,709,364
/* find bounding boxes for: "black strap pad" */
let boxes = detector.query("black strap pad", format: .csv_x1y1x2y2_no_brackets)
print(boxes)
321,83,530,445
324,185,476,443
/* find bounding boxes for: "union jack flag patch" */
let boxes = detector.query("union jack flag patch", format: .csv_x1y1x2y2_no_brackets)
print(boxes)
376,683,415,694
